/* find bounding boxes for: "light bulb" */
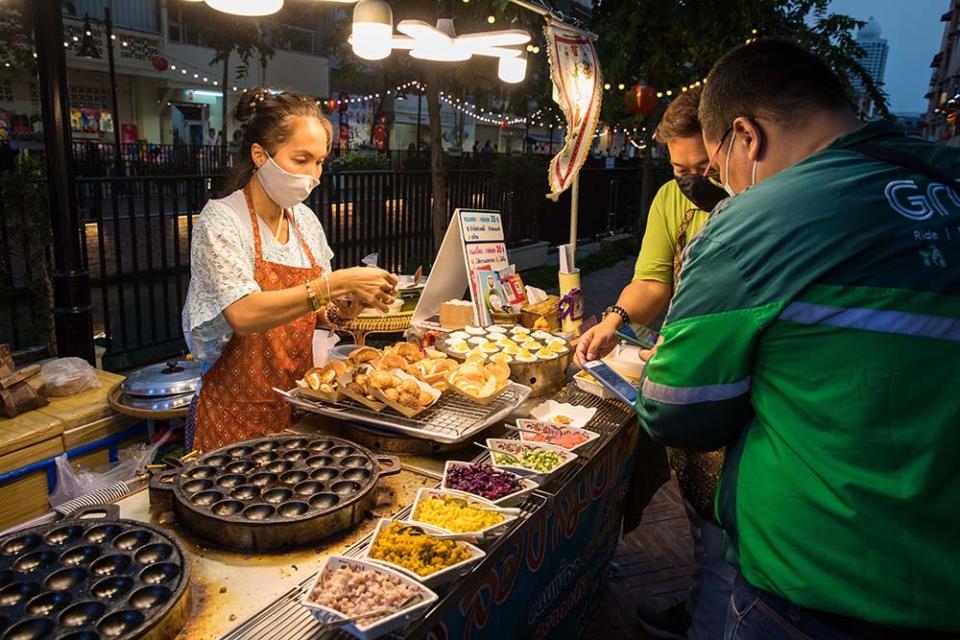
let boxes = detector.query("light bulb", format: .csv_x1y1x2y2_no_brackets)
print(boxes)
351,0,393,60
498,55,526,84
204,0,283,16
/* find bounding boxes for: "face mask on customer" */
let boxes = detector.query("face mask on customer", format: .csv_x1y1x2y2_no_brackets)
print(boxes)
721,130,758,197
255,152,319,208
676,174,728,212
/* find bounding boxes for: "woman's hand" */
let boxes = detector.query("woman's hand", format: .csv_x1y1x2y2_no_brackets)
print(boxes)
327,267,398,313
332,296,363,322
573,315,621,368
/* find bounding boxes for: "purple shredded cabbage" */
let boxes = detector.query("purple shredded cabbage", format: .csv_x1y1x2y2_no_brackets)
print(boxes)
445,463,522,500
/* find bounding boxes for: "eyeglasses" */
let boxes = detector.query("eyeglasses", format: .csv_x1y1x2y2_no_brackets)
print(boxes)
703,125,733,178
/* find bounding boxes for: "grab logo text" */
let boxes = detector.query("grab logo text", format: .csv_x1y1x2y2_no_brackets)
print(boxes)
884,179,960,221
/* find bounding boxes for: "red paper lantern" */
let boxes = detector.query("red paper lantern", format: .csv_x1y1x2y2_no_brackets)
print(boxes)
325,99,337,112
625,84,658,116
151,57,169,72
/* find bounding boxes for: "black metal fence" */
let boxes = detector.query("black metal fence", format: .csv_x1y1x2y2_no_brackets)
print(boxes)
70,142,227,177
1,167,643,369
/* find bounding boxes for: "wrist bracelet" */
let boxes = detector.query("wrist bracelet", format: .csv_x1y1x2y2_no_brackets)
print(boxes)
322,271,332,305
603,305,630,328
304,280,321,312
325,302,341,326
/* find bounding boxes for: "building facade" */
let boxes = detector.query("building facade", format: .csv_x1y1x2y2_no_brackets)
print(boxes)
0,0,333,147
924,0,960,144
0,0,586,158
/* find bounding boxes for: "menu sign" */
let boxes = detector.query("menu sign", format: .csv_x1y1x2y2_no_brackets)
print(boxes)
412,209,509,330
460,212,508,324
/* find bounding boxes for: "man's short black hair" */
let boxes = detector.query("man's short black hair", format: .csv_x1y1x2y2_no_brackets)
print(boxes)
699,38,851,141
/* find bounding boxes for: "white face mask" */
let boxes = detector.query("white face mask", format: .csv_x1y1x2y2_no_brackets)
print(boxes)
721,130,758,197
255,152,319,208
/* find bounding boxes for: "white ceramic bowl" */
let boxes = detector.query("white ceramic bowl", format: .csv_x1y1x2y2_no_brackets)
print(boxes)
484,438,578,480
300,555,438,640
441,460,539,506
528,400,597,429
407,487,517,540
363,519,485,588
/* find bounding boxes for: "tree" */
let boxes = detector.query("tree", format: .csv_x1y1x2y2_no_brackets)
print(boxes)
327,0,553,251
592,0,890,131
188,4,275,159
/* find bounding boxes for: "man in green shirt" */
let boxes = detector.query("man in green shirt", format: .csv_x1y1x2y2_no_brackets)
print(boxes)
637,39,960,638
575,87,723,362
576,88,731,640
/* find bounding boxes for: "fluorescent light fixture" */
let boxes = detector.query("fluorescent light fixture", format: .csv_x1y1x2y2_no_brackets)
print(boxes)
193,90,222,97
204,0,283,17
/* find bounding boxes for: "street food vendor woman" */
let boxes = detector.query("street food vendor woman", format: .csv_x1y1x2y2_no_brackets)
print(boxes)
182,88,398,451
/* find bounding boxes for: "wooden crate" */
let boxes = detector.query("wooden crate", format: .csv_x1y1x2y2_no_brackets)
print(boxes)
0,435,63,531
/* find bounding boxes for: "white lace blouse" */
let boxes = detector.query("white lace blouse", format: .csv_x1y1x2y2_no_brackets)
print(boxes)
182,189,334,364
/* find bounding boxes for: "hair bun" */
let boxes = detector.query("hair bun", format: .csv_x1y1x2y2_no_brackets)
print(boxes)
234,87,270,124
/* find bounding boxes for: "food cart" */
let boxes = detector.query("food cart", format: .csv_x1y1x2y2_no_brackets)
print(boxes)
0,327,642,640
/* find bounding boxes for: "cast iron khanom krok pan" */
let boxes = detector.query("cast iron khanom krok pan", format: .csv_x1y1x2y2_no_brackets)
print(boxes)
153,435,399,551
0,506,190,640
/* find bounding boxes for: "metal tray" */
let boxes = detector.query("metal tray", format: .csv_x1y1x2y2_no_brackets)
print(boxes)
219,494,547,640
275,383,531,444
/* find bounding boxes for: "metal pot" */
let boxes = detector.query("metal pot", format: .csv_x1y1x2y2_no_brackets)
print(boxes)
119,359,201,414
508,353,570,397
121,359,202,398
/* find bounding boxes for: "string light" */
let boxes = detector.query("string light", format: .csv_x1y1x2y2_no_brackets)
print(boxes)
439,90,565,126
144,62,569,129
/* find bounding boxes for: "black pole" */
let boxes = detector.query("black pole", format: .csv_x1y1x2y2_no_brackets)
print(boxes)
34,0,95,362
416,88,422,155
104,7,123,176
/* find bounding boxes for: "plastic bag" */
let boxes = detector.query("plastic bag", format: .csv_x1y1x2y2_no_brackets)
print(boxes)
41,357,100,397
312,329,340,368
48,432,169,507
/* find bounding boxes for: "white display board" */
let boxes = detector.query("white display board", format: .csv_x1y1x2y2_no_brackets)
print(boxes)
413,209,508,329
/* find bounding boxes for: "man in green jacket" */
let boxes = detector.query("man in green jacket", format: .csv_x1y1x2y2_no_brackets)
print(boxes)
636,38,960,638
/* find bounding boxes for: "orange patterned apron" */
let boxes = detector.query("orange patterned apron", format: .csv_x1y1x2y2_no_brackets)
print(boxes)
193,186,322,451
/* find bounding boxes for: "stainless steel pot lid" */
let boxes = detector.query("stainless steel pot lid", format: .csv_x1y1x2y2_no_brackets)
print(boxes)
121,392,195,412
121,359,202,397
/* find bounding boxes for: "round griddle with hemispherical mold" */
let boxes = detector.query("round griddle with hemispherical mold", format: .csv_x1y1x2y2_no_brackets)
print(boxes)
0,506,190,640
155,435,399,552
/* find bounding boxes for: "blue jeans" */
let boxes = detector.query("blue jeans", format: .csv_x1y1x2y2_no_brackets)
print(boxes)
724,573,952,640
685,501,737,640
